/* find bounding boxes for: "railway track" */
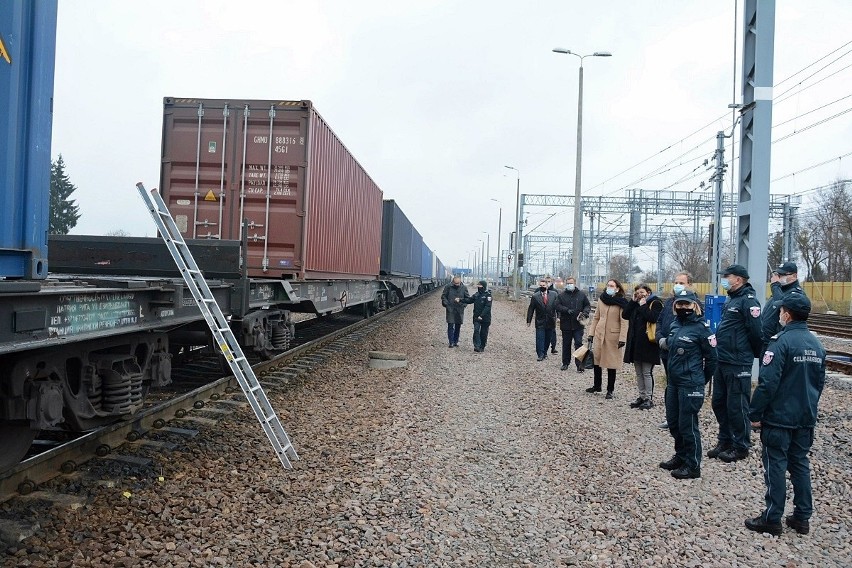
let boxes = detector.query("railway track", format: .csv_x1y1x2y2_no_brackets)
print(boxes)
0,295,425,503
808,312,852,339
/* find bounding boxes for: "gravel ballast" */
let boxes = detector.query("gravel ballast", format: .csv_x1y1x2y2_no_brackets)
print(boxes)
3,291,851,567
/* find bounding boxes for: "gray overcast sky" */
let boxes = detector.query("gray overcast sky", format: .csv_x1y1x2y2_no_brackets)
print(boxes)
53,1,852,276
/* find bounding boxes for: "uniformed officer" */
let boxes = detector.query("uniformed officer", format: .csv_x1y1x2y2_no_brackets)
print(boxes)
745,294,826,536
464,279,493,352
707,264,763,463
657,290,717,479
760,261,807,352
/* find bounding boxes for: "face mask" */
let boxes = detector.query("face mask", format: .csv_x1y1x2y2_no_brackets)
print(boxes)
778,276,788,286
675,308,694,318
566,284,576,292
779,312,788,327
720,279,731,291
672,284,685,294
606,287,616,296
539,285,547,292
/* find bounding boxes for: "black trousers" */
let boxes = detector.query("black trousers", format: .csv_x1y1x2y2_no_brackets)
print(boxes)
473,320,490,350
561,328,585,367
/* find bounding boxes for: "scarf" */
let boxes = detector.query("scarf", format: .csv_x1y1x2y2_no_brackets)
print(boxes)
600,293,629,309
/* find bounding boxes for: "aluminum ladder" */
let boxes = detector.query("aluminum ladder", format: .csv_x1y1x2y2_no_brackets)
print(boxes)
136,182,299,470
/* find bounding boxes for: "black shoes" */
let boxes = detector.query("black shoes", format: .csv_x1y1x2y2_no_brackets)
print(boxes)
786,515,810,535
537,356,545,361
585,386,601,393
658,421,669,429
473,348,482,352
719,448,750,463
551,348,558,354
706,443,731,459
745,516,782,536
638,399,654,410
576,366,585,373
629,397,645,408
671,465,700,479
659,455,684,470
560,364,569,371
605,391,614,400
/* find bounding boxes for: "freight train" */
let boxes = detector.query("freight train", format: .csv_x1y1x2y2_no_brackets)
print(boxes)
0,2,449,471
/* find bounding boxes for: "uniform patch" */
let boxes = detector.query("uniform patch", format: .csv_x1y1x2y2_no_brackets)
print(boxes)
750,306,761,318
487,297,492,301
762,351,774,365
708,334,717,347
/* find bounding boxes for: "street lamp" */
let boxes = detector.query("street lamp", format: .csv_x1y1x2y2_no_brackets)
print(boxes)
504,165,521,299
552,48,612,285
481,231,490,281
490,199,502,284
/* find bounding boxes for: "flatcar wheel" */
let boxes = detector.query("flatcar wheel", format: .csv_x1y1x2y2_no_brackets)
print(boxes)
0,424,37,472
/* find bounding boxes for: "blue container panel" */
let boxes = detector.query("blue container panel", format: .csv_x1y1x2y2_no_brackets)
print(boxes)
380,200,420,276
410,230,423,278
0,0,57,279
703,294,727,333
421,242,433,278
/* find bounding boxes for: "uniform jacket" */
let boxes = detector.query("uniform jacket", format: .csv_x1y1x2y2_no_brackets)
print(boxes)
588,296,628,369
527,289,558,329
552,289,591,331
661,314,717,387
622,295,663,365
464,288,493,323
760,279,806,347
715,282,763,365
655,296,679,359
441,283,470,324
749,320,826,428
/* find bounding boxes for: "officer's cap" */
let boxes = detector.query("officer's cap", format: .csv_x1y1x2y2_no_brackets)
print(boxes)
776,261,798,275
722,264,750,279
673,289,699,304
780,293,810,315
478,279,488,288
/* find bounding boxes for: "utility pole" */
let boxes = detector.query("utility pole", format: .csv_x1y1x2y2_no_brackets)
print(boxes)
710,130,726,295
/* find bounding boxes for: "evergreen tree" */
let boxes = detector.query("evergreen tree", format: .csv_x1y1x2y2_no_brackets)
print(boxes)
49,155,81,234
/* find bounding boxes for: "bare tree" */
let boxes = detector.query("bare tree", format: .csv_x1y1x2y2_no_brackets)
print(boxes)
665,231,710,282
798,180,852,281
608,254,630,283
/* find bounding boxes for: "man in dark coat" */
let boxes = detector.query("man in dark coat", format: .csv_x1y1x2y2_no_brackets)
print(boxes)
527,278,558,361
552,276,591,371
464,279,493,352
760,261,807,353
441,276,470,348
545,275,558,354
708,264,763,463
745,294,826,536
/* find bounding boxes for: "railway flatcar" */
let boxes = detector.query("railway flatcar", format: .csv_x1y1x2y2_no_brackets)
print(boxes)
0,6,447,473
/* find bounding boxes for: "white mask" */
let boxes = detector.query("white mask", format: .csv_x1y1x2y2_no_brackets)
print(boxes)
672,284,685,294
779,311,788,328
566,284,576,292
606,287,616,296
778,276,788,286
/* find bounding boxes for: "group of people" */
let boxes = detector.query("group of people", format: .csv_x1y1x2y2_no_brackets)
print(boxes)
442,262,827,536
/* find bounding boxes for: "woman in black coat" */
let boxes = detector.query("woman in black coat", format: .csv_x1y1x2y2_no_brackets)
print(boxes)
622,284,663,409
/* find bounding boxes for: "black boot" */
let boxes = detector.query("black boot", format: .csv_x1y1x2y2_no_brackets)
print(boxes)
587,366,603,392
659,455,684,470
575,358,584,372
606,369,616,395
671,465,700,479
706,442,731,459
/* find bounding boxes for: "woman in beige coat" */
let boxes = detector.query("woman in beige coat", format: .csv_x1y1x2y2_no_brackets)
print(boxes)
586,278,629,399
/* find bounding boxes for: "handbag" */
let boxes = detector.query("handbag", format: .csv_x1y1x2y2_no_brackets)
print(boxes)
573,338,595,369
646,322,657,343
646,299,661,343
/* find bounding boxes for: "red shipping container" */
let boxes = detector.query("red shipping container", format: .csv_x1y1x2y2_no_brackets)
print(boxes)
159,98,382,280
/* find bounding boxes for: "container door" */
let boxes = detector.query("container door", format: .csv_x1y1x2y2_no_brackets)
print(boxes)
235,104,307,276
160,101,233,240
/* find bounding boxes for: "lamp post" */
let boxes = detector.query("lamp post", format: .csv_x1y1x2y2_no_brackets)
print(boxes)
490,198,502,284
504,165,521,299
481,231,490,282
552,48,611,284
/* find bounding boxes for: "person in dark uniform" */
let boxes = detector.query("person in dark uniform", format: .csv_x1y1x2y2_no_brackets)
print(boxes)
441,276,470,348
745,294,826,536
658,290,717,479
552,276,591,371
708,264,763,463
760,261,807,353
655,271,693,429
463,279,493,352
527,278,558,361
545,275,558,354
